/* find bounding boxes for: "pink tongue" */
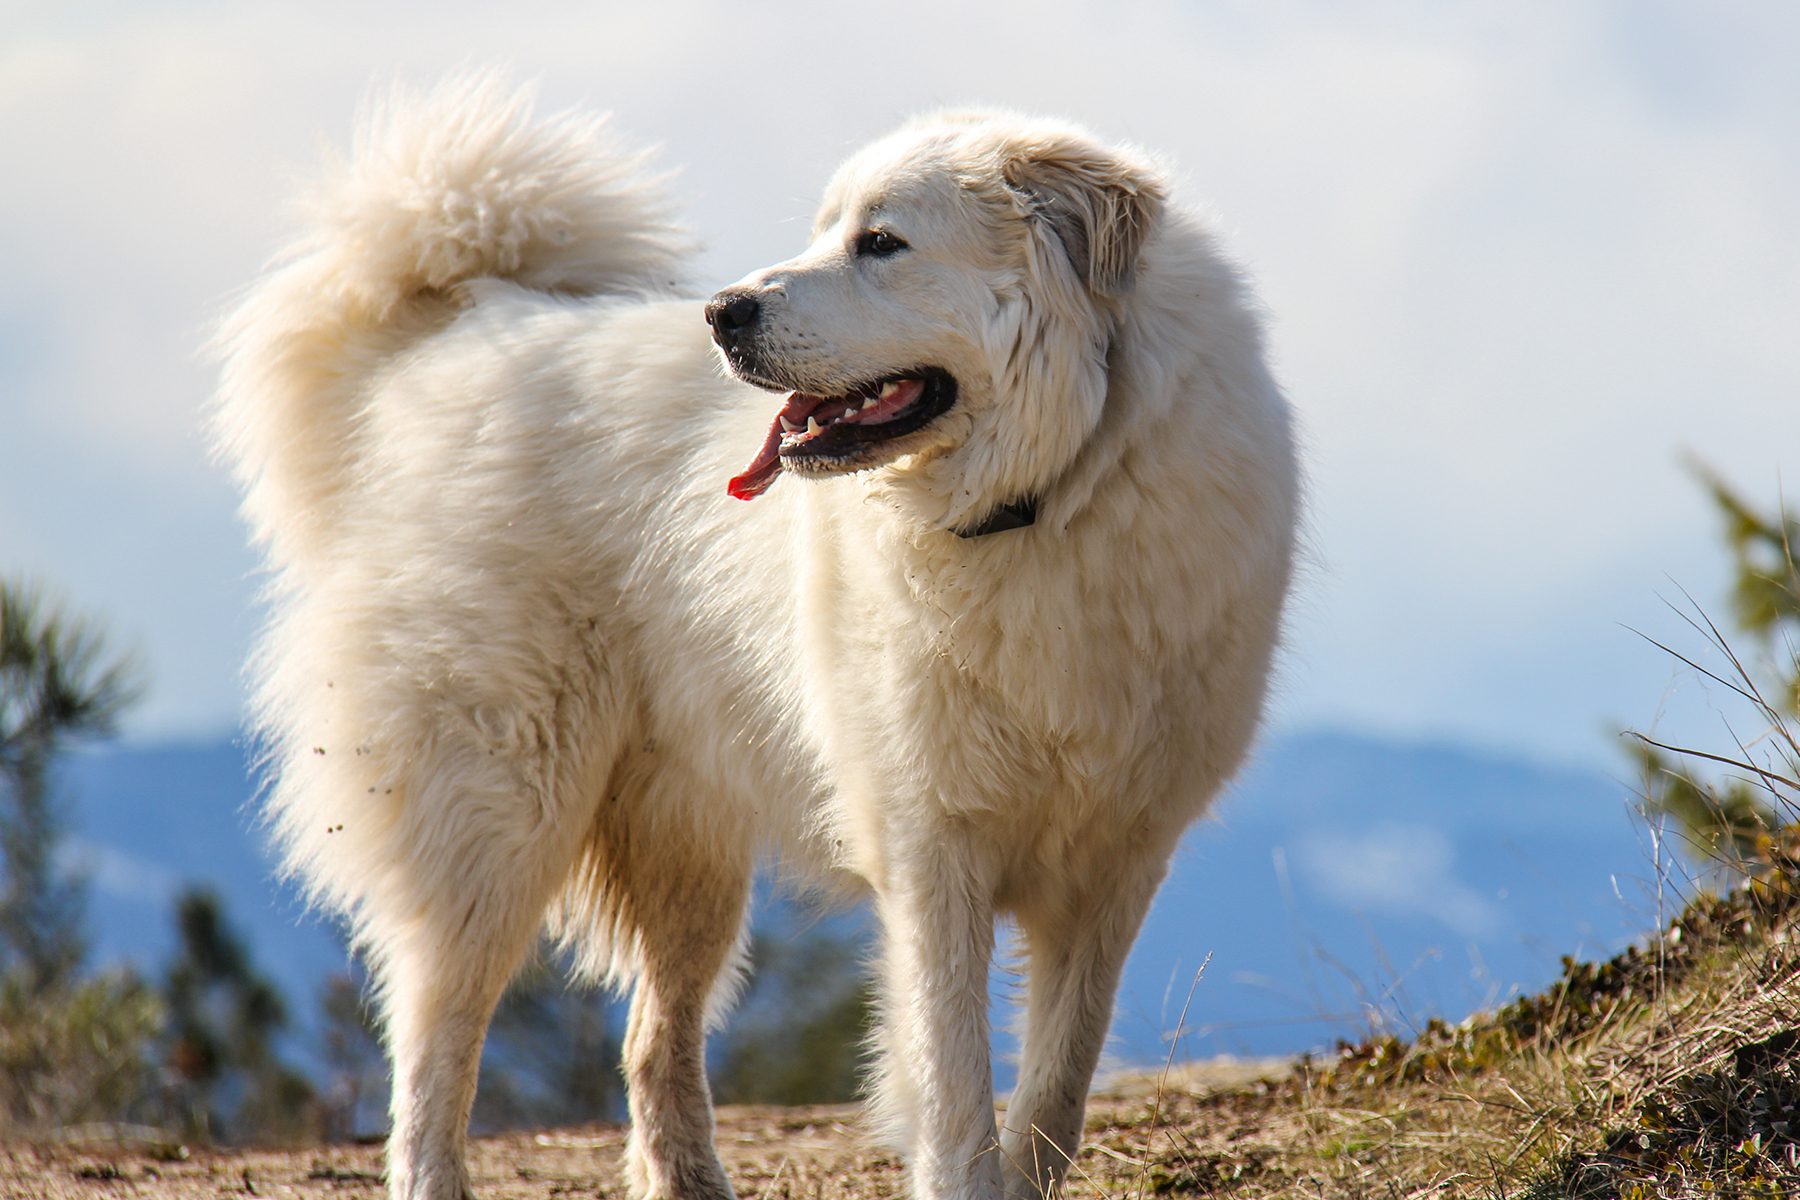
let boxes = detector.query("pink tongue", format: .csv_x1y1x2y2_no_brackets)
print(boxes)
728,392,817,500
727,418,785,500
727,381,926,500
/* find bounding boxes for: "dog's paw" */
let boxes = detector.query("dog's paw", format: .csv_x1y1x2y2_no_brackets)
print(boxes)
388,1164,478,1200
625,1141,737,1200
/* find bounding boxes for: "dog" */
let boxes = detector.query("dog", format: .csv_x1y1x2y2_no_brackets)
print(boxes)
211,76,1299,1200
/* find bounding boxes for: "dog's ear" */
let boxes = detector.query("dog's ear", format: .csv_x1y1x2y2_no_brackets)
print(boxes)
1002,133,1166,296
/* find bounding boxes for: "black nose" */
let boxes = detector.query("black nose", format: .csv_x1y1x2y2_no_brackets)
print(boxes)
705,292,761,345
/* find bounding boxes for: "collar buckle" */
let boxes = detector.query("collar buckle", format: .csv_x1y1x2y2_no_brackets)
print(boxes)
955,496,1038,539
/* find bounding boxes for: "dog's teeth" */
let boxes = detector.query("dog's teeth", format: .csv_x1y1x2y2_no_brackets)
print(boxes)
806,415,821,435
780,416,800,433
879,381,900,399
862,396,879,410
843,407,856,421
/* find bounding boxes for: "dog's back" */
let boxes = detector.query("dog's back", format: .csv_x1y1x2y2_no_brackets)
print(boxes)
212,74,687,575
208,76,716,948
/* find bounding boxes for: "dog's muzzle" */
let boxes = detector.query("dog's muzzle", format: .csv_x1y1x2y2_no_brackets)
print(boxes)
705,291,762,351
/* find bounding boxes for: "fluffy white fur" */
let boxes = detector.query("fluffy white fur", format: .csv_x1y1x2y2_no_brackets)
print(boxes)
212,76,1299,1200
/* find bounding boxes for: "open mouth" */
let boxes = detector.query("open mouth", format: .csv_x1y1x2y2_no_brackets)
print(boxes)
728,369,958,500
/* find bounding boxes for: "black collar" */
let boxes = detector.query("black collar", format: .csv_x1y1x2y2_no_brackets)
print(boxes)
955,495,1038,539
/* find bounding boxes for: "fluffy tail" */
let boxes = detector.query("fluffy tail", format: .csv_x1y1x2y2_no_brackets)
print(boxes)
210,73,687,568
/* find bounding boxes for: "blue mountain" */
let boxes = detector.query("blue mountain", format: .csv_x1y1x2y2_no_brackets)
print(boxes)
55,728,1664,1084
1116,730,1658,1066
58,738,346,1015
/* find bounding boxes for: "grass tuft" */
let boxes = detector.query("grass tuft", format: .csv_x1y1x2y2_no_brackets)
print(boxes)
1070,829,1800,1199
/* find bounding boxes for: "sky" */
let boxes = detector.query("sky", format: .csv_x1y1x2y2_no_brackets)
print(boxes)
3,0,1798,770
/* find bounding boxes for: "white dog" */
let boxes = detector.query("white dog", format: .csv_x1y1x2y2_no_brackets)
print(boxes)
212,77,1298,1200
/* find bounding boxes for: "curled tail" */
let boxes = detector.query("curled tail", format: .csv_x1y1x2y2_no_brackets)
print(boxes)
210,73,688,568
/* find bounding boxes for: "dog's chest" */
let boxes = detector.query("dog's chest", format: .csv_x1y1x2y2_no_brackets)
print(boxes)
803,526,1200,818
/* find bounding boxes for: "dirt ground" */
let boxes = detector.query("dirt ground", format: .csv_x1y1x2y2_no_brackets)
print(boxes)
4,1104,892,1200
0,1061,1284,1200
19,876,1796,1200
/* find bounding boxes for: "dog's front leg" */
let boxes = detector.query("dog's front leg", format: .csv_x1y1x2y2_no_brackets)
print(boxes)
871,828,1002,1200
1000,850,1173,1200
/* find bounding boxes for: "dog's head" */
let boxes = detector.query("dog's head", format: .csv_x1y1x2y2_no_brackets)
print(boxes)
711,113,1165,532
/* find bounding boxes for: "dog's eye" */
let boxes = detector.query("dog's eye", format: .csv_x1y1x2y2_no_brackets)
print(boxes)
855,229,908,258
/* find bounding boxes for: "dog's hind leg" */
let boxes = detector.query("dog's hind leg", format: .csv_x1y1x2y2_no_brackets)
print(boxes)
380,898,550,1199
999,851,1172,1200
369,716,616,1200
620,865,750,1200
376,853,579,1198
571,764,753,1200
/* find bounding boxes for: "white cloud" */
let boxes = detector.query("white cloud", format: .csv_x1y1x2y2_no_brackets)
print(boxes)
1,2,1797,752
61,837,181,905
1296,823,1502,938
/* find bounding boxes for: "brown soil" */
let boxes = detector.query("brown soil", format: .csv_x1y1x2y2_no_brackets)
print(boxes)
5,1104,885,1200
8,891,1799,1200
0,1061,1283,1200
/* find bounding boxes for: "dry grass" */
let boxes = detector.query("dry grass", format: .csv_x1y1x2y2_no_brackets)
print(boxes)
7,871,1795,1198
1068,846,1800,1199
7,853,1798,1199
